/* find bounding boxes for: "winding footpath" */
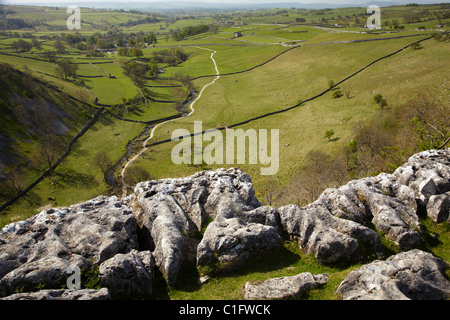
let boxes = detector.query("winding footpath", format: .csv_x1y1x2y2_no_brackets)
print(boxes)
120,47,220,198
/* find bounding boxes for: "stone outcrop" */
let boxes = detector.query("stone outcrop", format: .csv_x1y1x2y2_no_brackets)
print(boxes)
336,249,450,300
426,194,450,223
394,149,450,223
243,272,328,300
131,168,266,284
278,203,382,264
394,149,450,205
317,173,421,251
0,196,137,297
0,288,111,300
99,249,154,297
0,149,449,300
197,212,281,274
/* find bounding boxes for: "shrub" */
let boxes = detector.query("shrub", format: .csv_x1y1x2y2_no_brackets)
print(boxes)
324,129,335,141
332,90,343,98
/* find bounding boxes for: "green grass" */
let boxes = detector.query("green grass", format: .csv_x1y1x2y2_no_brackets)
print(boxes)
163,241,357,300
128,36,448,196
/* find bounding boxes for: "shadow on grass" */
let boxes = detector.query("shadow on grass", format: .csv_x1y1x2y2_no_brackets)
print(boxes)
54,167,97,189
150,244,302,299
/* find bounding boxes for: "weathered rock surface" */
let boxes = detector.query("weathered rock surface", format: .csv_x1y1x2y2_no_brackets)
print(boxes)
131,168,264,284
426,193,450,223
99,249,154,297
394,149,450,206
336,249,450,300
0,196,138,297
243,272,328,300
1,288,111,300
318,173,421,250
278,202,382,264
197,215,281,274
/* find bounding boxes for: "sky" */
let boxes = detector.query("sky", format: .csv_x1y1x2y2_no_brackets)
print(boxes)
1,0,448,7
1,0,448,3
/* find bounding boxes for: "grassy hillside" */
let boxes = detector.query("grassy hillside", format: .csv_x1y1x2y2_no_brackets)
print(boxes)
130,36,449,186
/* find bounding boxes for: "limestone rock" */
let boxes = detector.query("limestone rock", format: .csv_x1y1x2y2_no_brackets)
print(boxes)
99,249,154,297
243,272,328,300
336,249,450,300
150,214,186,286
0,196,138,297
197,216,281,274
426,193,450,223
1,288,111,300
394,149,450,206
132,168,262,284
318,173,421,250
278,203,382,264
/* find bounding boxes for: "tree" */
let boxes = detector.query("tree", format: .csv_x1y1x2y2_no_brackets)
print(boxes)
324,129,335,141
345,90,351,99
11,39,32,52
31,38,41,50
373,93,388,109
118,47,129,57
410,42,423,50
54,38,66,53
124,165,152,186
56,59,79,80
130,48,143,58
93,152,112,181
373,93,383,104
406,93,449,150
147,58,159,79
28,103,67,171
328,80,335,90
35,135,65,171
332,90,343,98
125,62,146,88
144,33,157,44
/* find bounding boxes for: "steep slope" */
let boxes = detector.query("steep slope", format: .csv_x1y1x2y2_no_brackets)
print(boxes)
0,63,93,201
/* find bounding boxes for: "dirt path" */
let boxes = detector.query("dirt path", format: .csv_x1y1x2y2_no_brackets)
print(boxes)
119,47,220,198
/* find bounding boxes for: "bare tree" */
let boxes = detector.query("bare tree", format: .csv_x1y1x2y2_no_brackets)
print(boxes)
56,59,79,81
124,165,153,186
93,151,112,181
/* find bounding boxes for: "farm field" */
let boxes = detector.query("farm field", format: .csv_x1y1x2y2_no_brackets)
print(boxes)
0,2,449,302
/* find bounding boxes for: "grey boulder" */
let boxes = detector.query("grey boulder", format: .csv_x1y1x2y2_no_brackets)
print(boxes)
99,249,154,297
1,288,111,300
336,249,450,300
426,193,450,223
244,272,328,300
0,195,138,297
318,173,421,250
394,149,450,206
132,168,262,284
197,215,281,274
278,202,382,264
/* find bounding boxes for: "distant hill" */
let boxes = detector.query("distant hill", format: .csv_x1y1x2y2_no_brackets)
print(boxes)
2,1,446,11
